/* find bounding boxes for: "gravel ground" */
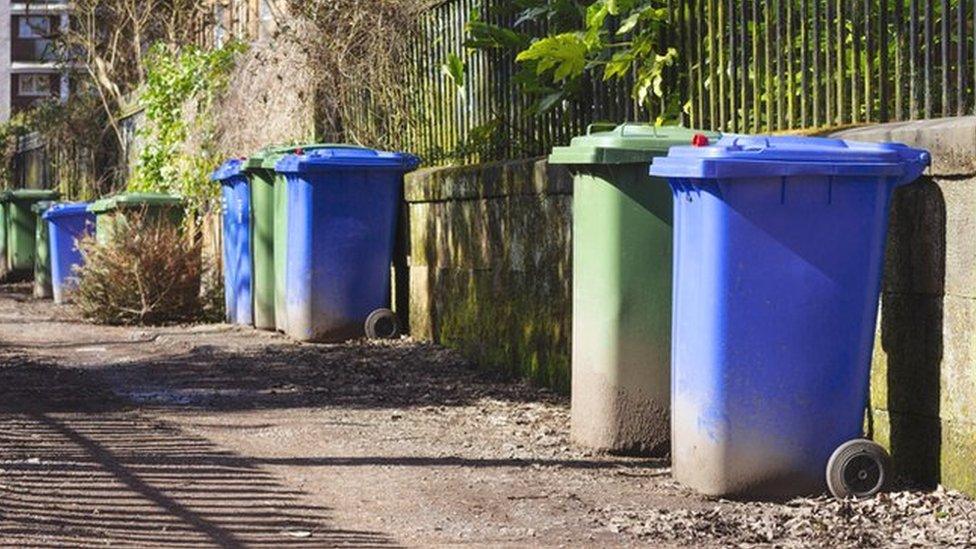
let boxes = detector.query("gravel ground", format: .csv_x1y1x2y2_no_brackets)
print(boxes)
0,283,974,547
602,488,976,547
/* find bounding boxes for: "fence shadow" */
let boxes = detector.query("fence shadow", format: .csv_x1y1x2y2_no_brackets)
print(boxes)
0,359,398,548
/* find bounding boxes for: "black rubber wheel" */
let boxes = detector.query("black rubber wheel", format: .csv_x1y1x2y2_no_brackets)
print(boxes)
826,439,891,500
364,308,400,340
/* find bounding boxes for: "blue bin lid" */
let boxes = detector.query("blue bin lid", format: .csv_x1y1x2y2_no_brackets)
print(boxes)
42,202,92,221
274,145,420,174
211,158,246,182
649,135,930,184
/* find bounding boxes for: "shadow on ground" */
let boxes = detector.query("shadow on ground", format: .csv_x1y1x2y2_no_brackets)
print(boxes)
0,356,398,548
100,339,567,413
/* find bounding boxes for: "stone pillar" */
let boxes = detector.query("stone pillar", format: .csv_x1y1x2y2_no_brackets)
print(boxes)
60,12,69,102
0,1,12,122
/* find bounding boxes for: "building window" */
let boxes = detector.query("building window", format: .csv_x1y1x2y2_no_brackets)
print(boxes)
19,74,51,97
18,16,51,39
259,0,277,40
213,3,226,46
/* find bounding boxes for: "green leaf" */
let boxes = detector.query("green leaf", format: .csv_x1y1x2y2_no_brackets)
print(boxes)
514,6,549,27
465,19,530,50
516,33,588,82
583,3,610,48
617,12,641,35
586,3,609,29
603,51,633,80
536,91,566,113
607,0,637,16
441,53,466,88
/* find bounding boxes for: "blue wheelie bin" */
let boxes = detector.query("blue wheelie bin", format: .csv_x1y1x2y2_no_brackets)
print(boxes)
650,135,929,500
212,159,254,326
275,146,419,342
43,203,95,304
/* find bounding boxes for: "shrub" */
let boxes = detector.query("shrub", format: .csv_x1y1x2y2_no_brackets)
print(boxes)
73,210,207,325
132,42,245,219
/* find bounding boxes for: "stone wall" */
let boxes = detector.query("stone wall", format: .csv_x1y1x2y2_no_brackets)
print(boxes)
403,158,573,391
835,118,976,497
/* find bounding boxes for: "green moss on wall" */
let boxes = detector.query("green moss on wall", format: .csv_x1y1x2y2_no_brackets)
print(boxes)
405,158,572,393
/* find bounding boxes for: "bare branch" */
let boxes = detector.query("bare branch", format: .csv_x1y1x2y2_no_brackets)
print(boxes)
54,0,211,156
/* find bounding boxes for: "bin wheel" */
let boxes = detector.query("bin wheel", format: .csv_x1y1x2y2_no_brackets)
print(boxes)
826,438,891,500
365,309,400,340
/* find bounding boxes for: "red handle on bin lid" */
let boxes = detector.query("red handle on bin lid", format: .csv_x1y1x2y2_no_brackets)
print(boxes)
691,133,710,147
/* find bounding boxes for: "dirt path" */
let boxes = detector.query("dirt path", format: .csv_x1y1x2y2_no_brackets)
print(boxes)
1,284,974,548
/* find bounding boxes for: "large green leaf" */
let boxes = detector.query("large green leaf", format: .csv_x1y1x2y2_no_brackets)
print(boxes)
516,33,589,82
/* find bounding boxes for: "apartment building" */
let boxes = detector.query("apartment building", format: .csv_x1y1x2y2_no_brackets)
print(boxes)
0,0,70,121
209,0,281,46
0,0,284,122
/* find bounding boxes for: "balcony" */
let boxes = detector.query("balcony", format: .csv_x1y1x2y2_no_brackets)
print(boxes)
11,38,59,63
11,2,69,15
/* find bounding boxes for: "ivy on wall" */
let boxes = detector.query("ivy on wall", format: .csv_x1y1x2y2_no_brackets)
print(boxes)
131,42,245,215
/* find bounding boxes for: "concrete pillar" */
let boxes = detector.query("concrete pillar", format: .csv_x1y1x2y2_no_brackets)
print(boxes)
59,73,68,102
0,1,12,122
59,12,68,102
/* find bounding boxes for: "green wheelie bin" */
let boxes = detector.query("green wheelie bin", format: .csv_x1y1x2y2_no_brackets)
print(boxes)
1,189,60,281
89,192,183,245
549,124,719,456
243,144,336,333
242,147,289,331
31,200,55,298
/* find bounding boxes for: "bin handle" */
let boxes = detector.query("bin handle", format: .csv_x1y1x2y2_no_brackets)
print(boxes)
619,122,659,137
586,122,657,136
731,136,771,151
586,123,617,135
280,143,376,156
620,122,685,138
620,123,657,138
296,143,373,153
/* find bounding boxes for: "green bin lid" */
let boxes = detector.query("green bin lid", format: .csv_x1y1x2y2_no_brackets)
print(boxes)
31,200,56,213
89,192,182,214
245,143,369,170
0,189,60,202
548,123,721,165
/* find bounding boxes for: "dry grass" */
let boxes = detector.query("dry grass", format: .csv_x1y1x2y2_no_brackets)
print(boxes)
213,0,422,157
213,34,318,156
291,0,423,148
73,210,207,325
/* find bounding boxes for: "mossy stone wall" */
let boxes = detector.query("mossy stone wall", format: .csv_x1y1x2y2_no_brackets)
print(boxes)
403,158,572,391
836,117,976,497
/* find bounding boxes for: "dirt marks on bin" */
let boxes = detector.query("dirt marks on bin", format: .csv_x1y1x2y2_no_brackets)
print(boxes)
0,356,394,547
